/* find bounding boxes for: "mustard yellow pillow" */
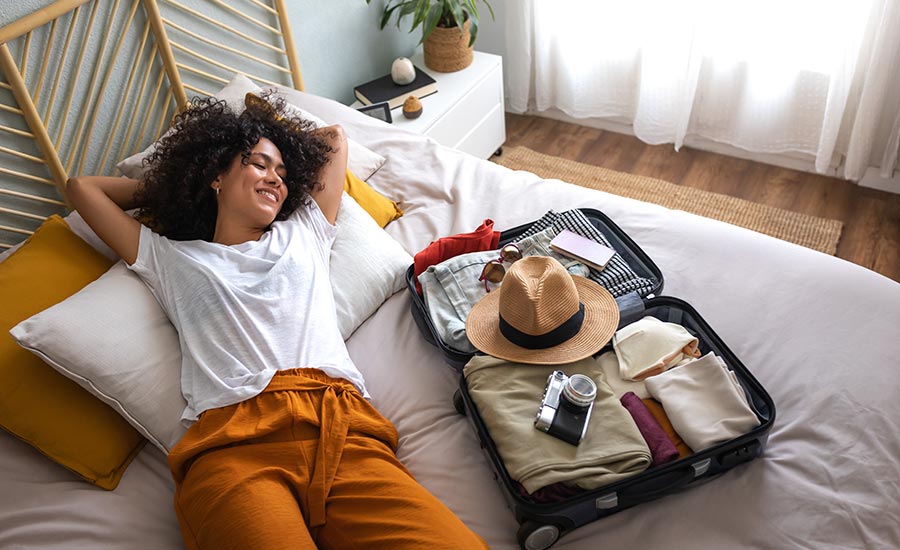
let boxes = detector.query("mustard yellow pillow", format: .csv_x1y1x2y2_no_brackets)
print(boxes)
344,168,403,227
0,215,144,490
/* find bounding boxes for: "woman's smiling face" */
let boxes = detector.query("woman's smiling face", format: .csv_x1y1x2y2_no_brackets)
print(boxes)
214,137,288,229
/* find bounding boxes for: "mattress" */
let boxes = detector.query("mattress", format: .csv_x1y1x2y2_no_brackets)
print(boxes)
2,89,899,549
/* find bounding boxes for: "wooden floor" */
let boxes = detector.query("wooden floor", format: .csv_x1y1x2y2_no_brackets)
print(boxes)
504,113,900,283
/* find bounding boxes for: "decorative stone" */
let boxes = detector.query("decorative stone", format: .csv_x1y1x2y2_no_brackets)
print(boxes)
391,57,416,85
402,96,423,119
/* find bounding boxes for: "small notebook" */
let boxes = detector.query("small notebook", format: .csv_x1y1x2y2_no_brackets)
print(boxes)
549,230,616,271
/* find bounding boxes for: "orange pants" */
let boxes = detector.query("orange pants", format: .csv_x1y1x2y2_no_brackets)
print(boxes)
168,368,487,550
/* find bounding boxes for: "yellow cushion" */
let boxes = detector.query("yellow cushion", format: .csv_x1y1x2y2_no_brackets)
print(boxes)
0,215,145,490
344,168,403,227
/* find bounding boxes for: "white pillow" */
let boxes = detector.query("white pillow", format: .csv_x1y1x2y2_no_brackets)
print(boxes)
10,193,411,452
115,74,386,182
331,191,412,339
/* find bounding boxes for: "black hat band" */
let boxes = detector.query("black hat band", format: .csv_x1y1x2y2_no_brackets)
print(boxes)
498,303,585,350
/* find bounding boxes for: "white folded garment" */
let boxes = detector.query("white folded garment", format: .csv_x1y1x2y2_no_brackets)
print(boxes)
613,316,700,381
644,352,760,451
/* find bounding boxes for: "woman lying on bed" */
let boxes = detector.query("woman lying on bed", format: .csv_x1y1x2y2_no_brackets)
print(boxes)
66,97,486,550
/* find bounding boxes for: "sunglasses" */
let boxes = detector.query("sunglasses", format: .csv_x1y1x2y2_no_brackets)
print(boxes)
478,243,524,292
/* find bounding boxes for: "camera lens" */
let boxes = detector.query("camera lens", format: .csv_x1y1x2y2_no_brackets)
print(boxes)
562,374,597,408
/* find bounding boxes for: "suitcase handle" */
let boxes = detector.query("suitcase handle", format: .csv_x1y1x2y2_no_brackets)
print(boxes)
617,466,697,506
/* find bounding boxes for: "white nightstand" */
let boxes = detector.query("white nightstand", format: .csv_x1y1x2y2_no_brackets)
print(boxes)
352,51,506,159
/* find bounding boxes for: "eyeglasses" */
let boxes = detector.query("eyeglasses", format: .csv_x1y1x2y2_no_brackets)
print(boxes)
478,243,524,292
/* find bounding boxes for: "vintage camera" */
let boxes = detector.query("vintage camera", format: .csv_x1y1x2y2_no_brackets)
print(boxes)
534,371,597,445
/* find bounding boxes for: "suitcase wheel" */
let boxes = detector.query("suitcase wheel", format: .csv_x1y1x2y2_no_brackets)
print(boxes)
517,521,560,550
452,390,466,416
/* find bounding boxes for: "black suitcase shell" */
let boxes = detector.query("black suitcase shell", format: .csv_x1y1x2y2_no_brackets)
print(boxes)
406,209,776,550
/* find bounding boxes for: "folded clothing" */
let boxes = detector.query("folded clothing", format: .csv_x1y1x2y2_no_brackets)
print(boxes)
596,350,648,399
613,316,700,380
413,219,500,293
464,355,651,494
642,398,693,459
513,209,656,298
417,249,503,353
513,226,590,278
645,352,760,451
620,392,679,467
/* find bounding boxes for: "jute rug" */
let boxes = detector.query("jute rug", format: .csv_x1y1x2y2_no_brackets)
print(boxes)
492,146,843,255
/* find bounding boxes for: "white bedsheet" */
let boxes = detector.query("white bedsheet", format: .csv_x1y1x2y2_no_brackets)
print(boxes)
2,91,899,549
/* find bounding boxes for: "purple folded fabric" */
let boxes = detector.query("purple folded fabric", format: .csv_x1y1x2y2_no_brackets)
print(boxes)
620,391,679,467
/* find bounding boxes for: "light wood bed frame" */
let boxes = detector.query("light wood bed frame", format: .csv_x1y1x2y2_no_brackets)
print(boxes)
0,0,303,249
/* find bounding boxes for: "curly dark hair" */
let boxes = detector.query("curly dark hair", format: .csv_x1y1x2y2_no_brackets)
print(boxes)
133,94,332,241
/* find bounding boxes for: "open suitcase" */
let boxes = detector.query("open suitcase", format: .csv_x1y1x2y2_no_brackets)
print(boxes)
405,209,776,550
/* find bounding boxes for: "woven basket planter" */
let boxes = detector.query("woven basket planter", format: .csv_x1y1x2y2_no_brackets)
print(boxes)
423,19,474,72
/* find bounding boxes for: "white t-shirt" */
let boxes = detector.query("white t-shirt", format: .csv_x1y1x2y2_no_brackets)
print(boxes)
128,201,368,425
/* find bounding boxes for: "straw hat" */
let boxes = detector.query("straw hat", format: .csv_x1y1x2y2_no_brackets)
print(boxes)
466,256,619,365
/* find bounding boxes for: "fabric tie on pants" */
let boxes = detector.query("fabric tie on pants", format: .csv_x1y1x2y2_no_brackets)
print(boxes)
239,370,371,530
307,382,349,528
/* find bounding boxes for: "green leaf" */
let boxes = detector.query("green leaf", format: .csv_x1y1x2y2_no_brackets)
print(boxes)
412,0,430,31
379,4,402,29
481,0,495,21
396,1,419,30
394,2,413,18
419,4,443,44
449,2,465,31
398,1,419,17
463,0,479,34
439,0,452,26
367,0,493,41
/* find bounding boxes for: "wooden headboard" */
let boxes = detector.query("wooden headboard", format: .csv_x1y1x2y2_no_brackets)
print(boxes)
0,0,302,249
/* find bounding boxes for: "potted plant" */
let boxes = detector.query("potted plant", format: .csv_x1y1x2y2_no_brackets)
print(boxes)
366,0,495,72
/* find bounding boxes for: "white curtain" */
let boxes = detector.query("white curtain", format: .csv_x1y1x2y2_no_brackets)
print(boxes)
506,0,900,181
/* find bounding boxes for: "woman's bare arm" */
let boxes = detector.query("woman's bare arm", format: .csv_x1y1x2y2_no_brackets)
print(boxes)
309,125,348,225
66,176,143,265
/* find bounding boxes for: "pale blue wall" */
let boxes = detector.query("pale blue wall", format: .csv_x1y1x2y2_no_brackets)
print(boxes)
0,0,506,104
286,0,421,103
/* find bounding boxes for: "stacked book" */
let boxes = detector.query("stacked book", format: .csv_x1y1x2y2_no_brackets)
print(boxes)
353,66,437,110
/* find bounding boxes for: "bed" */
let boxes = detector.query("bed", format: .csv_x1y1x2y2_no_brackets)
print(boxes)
2,2,900,549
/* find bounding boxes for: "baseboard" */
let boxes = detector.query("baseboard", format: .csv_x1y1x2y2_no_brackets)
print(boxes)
859,167,900,195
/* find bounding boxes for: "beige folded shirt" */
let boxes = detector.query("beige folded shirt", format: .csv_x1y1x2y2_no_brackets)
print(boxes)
613,316,700,380
644,352,760,451
464,355,652,494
